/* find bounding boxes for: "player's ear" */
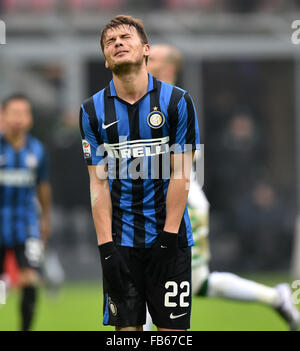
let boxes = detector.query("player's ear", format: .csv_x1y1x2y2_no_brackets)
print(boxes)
144,44,150,58
105,60,109,69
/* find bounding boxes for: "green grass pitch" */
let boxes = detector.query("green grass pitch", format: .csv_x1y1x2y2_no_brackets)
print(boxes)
0,273,298,331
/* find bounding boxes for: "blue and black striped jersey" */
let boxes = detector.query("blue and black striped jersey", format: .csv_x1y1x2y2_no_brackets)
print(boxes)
79,74,200,248
0,134,49,247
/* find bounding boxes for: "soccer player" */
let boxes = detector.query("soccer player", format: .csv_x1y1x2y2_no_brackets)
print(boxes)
146,43,300,331
0,94,51,331
79,15,200,331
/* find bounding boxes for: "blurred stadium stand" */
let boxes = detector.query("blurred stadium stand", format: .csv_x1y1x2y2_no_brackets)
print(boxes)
2,0,300,14
1,1,300,279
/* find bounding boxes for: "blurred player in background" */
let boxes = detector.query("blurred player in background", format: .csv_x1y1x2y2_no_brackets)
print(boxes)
146,44,300,331
0,94,51,331
80,15,200,331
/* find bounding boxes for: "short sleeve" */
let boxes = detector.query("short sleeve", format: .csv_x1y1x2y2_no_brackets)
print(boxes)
79,100,105,166
171,92,200,154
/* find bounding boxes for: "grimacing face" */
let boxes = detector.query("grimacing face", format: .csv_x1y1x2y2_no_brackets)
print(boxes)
103,25,150,72
2,99,33,135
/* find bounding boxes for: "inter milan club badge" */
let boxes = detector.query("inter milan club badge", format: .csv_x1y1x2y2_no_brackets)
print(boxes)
147,106,165,129
26,154,38,168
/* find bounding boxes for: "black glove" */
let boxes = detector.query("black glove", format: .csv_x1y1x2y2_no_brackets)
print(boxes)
146,231,178,286
98,241,130,295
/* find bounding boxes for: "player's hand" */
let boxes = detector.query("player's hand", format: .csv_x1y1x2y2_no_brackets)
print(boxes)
147,231,178,286
98,241,130,296
25,238,45,268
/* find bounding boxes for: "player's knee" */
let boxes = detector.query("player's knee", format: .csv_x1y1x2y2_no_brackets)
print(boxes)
157,327,187,331
116,326,143,331
19,269,40,287
208,272,236,297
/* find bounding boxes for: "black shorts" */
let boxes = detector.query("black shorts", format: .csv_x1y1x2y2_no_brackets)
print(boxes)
102,245,192,330
0,244,40,274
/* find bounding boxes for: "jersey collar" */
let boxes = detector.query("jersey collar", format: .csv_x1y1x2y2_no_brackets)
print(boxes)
107,73,157,98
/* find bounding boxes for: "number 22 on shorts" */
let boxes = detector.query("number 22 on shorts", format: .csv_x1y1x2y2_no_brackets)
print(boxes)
164,281,190,307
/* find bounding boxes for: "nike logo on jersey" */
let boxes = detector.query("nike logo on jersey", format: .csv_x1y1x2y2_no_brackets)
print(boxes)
169,312,187,320
105,255,112,260
102,120,119,129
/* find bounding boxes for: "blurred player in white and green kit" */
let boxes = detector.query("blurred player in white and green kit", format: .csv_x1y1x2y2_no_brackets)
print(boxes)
145,44,300,331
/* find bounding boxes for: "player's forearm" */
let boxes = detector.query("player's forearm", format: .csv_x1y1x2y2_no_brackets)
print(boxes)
90,179,113,245
164,177,190,233
37,182,52,242
37,182,52,217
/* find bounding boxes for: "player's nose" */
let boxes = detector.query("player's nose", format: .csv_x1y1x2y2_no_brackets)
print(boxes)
114,36,123,47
